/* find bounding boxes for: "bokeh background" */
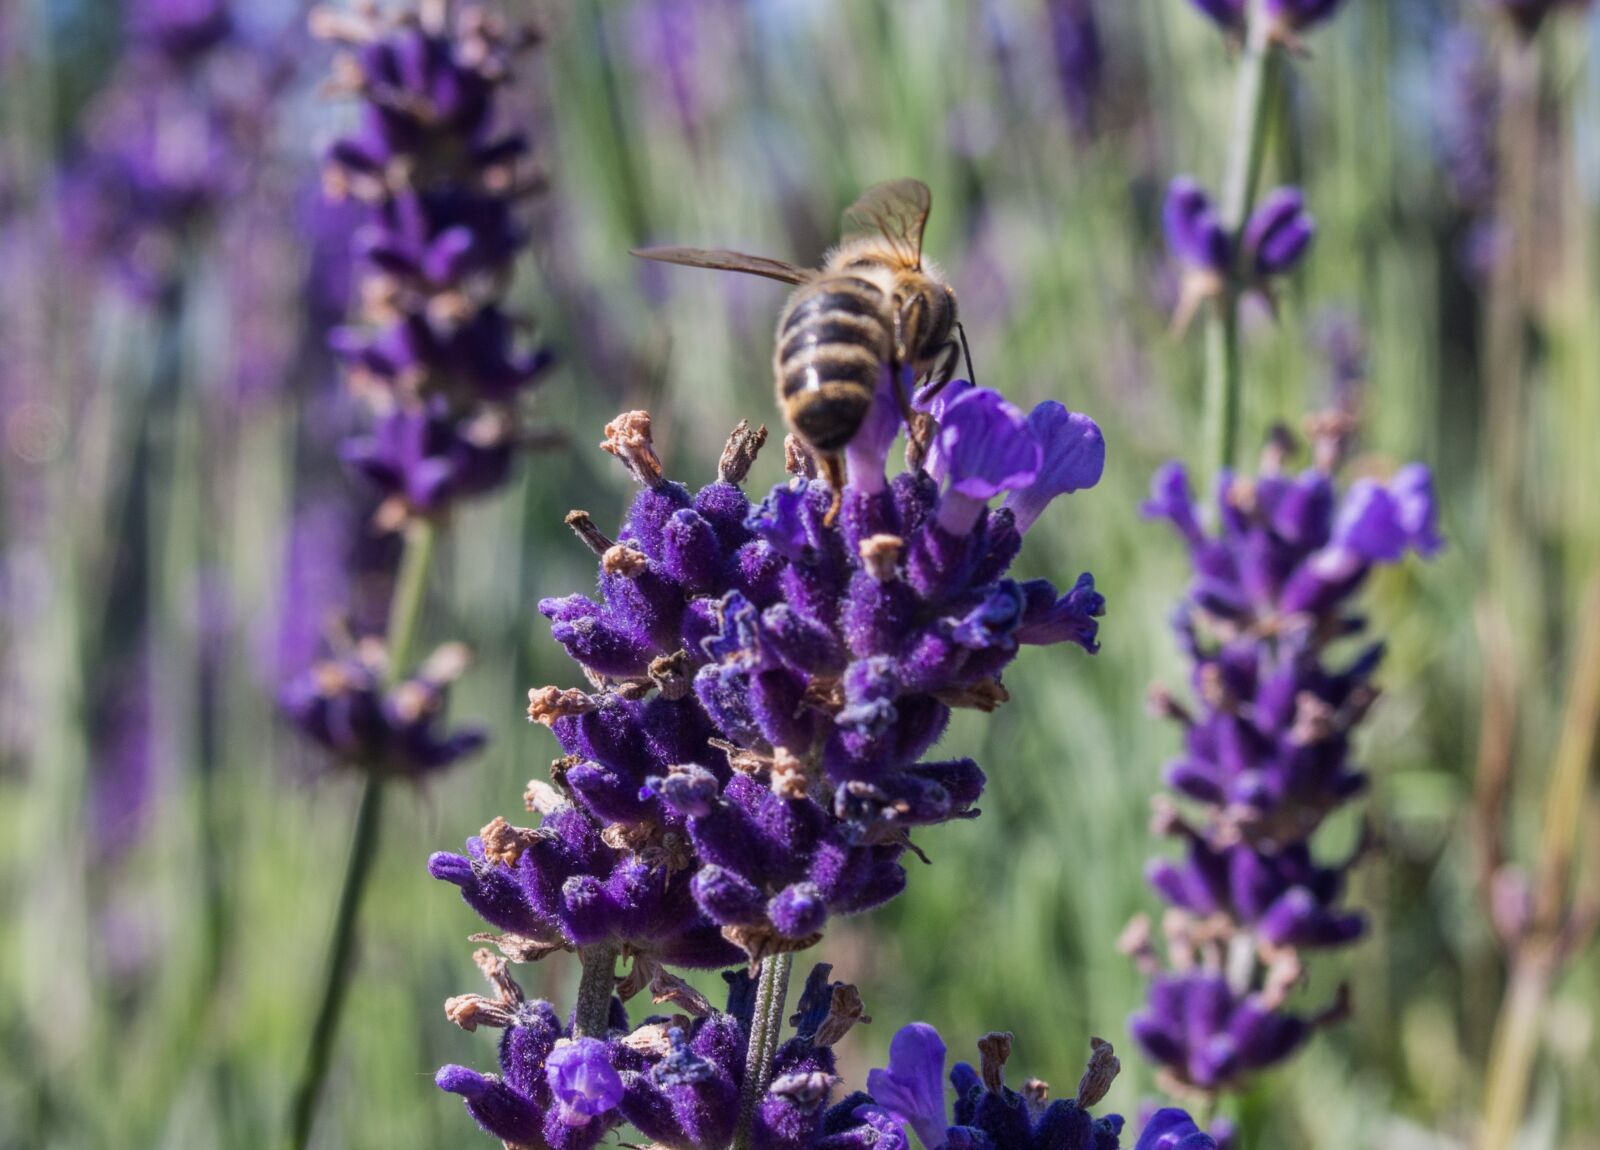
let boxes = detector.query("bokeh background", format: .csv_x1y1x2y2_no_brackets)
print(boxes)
2,0,1598,1146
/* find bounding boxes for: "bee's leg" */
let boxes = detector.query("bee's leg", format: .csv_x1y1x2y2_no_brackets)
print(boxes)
820,452,846,526
887,358,935,472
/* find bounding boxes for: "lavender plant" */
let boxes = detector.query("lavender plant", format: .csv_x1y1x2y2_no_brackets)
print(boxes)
59,0,275,302
427,362,1219,1145
279,4,549,1145
439,955,1207,1150
1126,427,1440,1101
1132,0,1443,1117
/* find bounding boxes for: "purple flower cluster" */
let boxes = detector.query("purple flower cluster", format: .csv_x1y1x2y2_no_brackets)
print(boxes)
1163,179,1314,318
433,394,1104,972
1045,0,1106,142
438,952,1206,1150
315,2,551,527
280,640,486,778
278,3,550,775
1125,432,1441,1099
58,0,275,300
1186,0,1348,39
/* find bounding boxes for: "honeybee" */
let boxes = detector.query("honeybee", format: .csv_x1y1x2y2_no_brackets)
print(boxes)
634,179,971,517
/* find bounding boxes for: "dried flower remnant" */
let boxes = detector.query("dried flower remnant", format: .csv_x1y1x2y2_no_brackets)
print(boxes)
1127,427,1440,1100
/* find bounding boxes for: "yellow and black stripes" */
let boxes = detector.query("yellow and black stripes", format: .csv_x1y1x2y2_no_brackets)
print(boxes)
774,274,893,453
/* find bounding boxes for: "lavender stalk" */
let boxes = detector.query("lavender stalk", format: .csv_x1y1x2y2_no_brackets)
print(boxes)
279,3,550,1143
1136,0,1444,1114
430,381,1117,1142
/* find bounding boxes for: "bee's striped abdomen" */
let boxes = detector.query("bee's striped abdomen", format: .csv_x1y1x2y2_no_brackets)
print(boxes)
774,274,892,453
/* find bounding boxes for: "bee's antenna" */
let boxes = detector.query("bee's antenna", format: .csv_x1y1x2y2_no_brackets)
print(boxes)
957,322,978,387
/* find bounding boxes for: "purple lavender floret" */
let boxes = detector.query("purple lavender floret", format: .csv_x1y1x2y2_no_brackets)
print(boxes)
280,640,485,778
1162,179,1230,281
1164,179,1314,290
318,3,550,523
1140,454,1438,843
1127,429,1438,1099
1134,1108,1223,1150
1240,188,1314,279
340,402,518,522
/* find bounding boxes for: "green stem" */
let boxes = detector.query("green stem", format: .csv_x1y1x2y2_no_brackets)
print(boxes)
385,518,438,684
284,516,437,1149
285,774,387,1150
1482,36,1541,663
1204,5,1279,481
573,943,621,1038
734,953,795,1150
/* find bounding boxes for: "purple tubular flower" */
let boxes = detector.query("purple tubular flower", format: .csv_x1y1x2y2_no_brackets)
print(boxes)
1002,402,1105,535
280,642,485,778
1163,179,1230,277
1131,434,1438,1098
1241,188,1314,278
866,1023,948,1150
927,388,1040,535
1134,1109,1218,1150
547,1038,626,1125
340,402,517,520
437,962,1208,1150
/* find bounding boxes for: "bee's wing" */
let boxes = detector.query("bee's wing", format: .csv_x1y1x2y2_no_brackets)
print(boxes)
840,179,932,269
630,246,812,285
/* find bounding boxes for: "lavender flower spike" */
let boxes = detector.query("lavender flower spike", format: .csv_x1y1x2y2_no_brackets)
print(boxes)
864,1022,1215,1150
1241,188,1315,279
437,397,1105,974
1129,423,1440,1100
437,963,1210,1150
316,1,551,527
